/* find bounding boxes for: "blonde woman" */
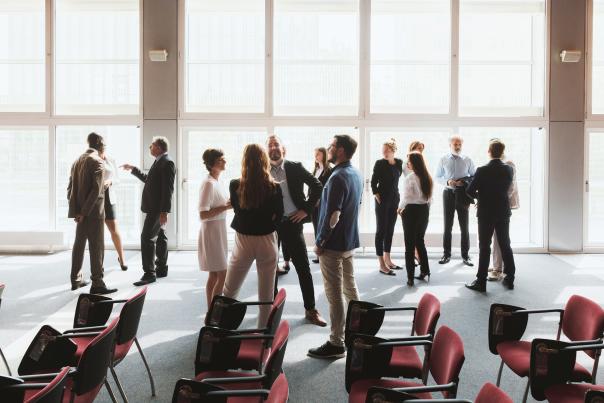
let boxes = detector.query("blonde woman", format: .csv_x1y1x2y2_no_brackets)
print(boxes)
222,144,283,327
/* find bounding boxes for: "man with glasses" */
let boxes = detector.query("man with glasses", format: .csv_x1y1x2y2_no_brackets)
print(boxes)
308,134,362,359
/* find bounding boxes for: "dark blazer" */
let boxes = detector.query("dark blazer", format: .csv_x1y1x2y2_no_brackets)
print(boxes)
313,165,333,186
229,180,284,235
283,160,323,223
371,158,403,198
131,154,176,214
466,159,513,219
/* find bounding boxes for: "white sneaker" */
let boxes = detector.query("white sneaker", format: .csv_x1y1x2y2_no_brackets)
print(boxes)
488,270,504,281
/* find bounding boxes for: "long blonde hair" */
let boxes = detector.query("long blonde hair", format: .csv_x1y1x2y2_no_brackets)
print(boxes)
238,144,277,209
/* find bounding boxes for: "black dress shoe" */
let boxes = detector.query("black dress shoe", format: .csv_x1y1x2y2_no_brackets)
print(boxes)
414,272,431,282
438,255,451,264
156,267,168,278
71,280,89,291
465,280,486,292
134,275,156,286
90,286,118,295
502,278,514,290
312,258,320,264
462,257,474,267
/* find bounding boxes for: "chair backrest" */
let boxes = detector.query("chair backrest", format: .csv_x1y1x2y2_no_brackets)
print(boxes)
25,366,71,403
562,295,604,358
116,287,147,345
72,294,114,328
72,318,118,396
266,373,289,403
585,390,604,402
262,321,289,388
414,293,441,337
474,382,513,403
265,289,287,337
529,338,580,401
429,326,465,398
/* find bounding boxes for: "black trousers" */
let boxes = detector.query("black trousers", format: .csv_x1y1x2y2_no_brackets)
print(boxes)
442,189,470,258
375,195,399,256
477,216,516,282
277,232,290,261
402,204,430,278
274,219,316,310
141,212,168,276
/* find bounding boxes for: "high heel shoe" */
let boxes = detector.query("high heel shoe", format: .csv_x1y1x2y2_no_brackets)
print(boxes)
406,268,414,286
414,272,430,282
118,257,128,271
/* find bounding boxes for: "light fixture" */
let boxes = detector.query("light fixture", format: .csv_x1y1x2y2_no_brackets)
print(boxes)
149,49,168,62
560,50,581,63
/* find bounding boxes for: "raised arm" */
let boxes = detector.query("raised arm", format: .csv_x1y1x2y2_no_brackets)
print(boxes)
300,163,323,215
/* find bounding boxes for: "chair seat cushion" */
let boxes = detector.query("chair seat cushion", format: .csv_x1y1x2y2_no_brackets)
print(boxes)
72,336,95,362
195,370,263,390
113,340,135,363
349,379,431,403
544,383,604,403
235,338,267,370
497,341,593,381
387,345,424,379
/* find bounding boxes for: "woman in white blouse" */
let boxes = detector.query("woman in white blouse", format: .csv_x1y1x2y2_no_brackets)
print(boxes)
398,151,433,286
99,150,128,271
198,149,231,309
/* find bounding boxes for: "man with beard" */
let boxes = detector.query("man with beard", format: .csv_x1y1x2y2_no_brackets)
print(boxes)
267,135,327,327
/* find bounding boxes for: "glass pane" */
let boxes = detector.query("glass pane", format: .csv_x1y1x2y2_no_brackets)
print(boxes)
593,0,604,114
371,0,450,114
459,0,545,116
0,128,49,230
274,0,359,116
56,126,141,244
0,0,45,112
588,132,604,243
55,0,140,115
185,0,265,113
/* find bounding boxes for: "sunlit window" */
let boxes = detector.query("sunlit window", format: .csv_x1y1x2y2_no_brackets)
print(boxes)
588,131,604,244
593,0,604,114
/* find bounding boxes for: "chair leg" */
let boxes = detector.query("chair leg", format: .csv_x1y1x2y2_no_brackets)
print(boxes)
522,378,530,403
0,347,11,376
110,366,129,403
105,379,119,403
134,337,156,396
496,359,504,386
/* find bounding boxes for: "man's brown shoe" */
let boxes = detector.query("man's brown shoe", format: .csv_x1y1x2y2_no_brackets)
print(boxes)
305,309,327,327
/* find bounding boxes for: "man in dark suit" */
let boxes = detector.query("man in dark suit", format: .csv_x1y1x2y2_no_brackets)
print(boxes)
267,135,327,327
68,133,116,295
465,139,516,292
122,136,176,286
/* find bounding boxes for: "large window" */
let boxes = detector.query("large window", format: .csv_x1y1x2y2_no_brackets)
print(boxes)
587,131,604,245
55,0,140,115
0,128,49,230
55,126,141,244
593,0,604,114
370,0,450,114
0,0,45,112
459,0,546,117
273,0,359,116
185,0,265,113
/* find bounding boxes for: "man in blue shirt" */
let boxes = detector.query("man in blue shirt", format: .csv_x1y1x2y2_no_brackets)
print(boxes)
308,134,363,359
435,135,476,266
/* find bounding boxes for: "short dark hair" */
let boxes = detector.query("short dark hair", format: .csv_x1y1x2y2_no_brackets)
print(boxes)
334,134,358,159
153,136,169,152
202,148,224,172
87,132,105,153
489,139,505,159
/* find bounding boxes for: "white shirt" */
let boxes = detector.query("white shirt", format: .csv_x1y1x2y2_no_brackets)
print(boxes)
198,175,228,222
399,172,431,210
270,160,297,216
103,157,120,204
314,165,324,179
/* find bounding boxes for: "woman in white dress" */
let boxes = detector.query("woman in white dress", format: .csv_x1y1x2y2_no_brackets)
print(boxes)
198,149,231,309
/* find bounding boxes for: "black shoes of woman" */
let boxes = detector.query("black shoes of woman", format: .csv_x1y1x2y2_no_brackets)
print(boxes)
118,257,128,271
414,272,431,282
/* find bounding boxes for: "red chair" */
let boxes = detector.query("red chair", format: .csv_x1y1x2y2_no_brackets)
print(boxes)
63,287,155,402
171,372,288,403
0,283,11,375
0,366,70,403
346,325,465,403
346,293,440,383
198,289,286,373
363,382,511,403
528,338,604,403
488,295,604,402
194,321,289,393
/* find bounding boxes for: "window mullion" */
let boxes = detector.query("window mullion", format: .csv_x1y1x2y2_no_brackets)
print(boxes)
266,0,274,117
451,0,460,119
359,0,370,118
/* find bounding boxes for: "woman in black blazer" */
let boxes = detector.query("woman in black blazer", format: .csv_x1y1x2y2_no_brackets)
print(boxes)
371,138,403,275
311,147,332,263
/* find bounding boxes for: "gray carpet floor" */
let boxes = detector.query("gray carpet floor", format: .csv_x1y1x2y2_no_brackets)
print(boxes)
0,251,603,402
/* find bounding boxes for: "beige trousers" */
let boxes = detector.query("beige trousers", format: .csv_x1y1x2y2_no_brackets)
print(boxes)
319,248,360,347
492,232,502,271
223,232,278,327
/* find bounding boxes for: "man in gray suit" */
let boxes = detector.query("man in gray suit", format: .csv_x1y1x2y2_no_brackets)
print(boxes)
68,133,117,295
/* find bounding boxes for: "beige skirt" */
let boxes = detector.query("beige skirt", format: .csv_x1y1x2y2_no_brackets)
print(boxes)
198,219,228,272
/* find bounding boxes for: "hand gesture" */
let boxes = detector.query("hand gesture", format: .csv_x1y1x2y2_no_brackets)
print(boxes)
289,209,308,223
120,164,135,171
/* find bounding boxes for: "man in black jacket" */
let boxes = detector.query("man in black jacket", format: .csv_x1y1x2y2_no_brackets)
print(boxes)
122,136,176,286
465,139,516,292
267,135,327,327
